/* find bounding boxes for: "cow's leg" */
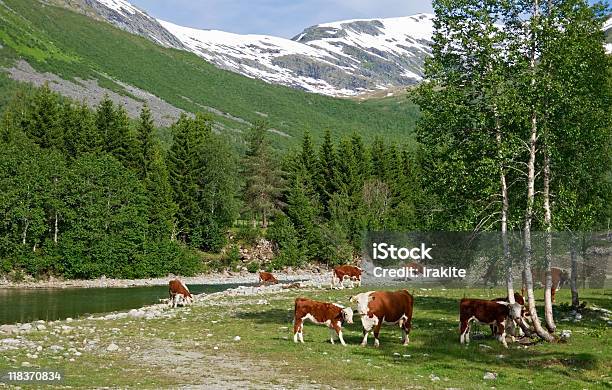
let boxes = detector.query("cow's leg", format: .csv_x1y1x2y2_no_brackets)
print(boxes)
460,319,470,344
496,320,508,348
360,315,377,346
373,322,383,347
361,329,369,346
328,327,336,344
331,321,346,346
293,318,303,343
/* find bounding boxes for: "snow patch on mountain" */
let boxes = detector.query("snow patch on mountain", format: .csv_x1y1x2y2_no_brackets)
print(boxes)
159,14,434,96
95,0,142,16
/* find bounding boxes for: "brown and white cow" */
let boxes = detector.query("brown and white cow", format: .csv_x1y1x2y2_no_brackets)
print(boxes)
293,298,354,345
490,293,527,337
350,290,414,347
459,298,522,348
522,267,569,303
331,265,362,289
168,279,193,308
259,271,278,286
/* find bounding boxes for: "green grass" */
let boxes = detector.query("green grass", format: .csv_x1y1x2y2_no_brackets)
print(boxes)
0,0,420,149
0,287,609,389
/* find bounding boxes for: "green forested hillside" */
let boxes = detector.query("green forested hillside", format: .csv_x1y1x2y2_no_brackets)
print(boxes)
0,0,418,149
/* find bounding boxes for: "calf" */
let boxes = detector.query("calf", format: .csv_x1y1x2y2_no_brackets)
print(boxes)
293,298,354,345
459,298,522,348
168,279,193,308
522,267,569,303
331,265,362,289
490,293,527,337
350,290,414,347
259,271,278,285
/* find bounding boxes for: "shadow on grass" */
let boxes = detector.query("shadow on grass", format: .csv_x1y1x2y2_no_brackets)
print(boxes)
235,307,293,325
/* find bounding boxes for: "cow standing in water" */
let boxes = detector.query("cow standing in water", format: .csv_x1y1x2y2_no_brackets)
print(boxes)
331,265,362,289
168,279,193,308
259,271,278,285
350,290,414,347
293,298,354,345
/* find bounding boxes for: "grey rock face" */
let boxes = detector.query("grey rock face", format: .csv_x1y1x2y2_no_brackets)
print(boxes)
79,0,186,49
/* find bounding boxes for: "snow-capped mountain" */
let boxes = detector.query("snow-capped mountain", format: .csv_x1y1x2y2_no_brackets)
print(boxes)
81,0,185,48
77,0,433,96
158,14,434,96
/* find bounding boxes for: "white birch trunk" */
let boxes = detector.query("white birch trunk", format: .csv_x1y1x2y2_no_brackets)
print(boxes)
570,237,579,308
543,148,556,332
523,0,553,341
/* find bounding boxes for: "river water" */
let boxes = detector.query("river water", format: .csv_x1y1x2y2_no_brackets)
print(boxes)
0,283,249,324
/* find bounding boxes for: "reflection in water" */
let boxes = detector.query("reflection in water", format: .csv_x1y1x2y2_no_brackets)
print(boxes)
0,283,249,324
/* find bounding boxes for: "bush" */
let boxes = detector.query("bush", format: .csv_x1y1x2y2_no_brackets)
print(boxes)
317,222,354,266
235,224,262,246
246,262,260,273
224,244,241,270
267,214,306,269
192,221,227,253
133,241,201,277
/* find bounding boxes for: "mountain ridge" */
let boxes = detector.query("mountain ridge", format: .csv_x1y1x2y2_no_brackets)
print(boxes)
71,0,434,96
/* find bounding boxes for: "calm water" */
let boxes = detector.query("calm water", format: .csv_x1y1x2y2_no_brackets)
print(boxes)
0,283,249,325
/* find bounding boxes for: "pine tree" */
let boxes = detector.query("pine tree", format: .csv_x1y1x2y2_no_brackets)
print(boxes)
135,104,155,179
145,145,177,241
62,102,98,158
243,121,283,228
316,129,337,215
26,84,63,150
167,114,198,242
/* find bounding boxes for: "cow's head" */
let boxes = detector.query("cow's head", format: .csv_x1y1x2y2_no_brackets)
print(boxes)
560,269,570,285
508,303,522,321
341,307,354,324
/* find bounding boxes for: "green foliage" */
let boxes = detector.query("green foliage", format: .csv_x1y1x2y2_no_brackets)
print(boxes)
242,121,283,227
168,113,239,250
277,132,423,264
246,261,260,273
234,224,262,246
0,88,205,279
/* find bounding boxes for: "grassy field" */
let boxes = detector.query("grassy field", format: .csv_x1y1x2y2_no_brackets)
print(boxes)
0,286,610,389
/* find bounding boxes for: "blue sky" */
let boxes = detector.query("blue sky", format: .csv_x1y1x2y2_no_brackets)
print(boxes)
129,0,434,38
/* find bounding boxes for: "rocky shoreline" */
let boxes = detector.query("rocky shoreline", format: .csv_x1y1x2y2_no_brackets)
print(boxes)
0,272,330,335
0,268,330,289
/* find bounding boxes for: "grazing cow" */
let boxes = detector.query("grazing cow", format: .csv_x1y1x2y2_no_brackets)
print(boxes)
522,267,569,303
331,265,362,289
459,298,522,348
350,290,414,347
293,298,354,345
168,279,193,308
259,271,278,285
490,293,527,337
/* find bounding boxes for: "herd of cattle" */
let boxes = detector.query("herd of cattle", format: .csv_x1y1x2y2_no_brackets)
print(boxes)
167,264,569,348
